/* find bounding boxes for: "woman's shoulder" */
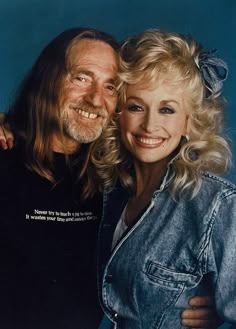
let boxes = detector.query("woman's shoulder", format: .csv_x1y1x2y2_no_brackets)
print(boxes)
201,171,236,196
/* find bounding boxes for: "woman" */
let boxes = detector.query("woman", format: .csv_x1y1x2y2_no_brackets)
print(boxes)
93,29,236,328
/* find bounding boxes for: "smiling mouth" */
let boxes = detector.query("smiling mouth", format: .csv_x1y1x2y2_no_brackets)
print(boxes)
136,136,164,145
74,108,99,119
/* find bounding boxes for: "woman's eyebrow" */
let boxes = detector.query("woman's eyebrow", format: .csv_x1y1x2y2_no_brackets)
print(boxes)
161,99,180,105
126,96,143,102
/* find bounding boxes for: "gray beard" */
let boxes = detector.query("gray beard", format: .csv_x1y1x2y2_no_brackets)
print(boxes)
62,116,107,144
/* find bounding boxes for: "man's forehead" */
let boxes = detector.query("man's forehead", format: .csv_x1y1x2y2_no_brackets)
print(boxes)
67,38,118,69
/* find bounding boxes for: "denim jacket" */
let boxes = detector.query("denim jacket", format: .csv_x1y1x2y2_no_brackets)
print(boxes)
97,166,236,329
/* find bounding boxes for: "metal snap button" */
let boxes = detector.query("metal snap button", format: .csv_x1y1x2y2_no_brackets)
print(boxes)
105,274,113,283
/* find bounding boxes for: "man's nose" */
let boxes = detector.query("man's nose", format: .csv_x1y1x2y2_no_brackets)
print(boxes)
84,83,104,108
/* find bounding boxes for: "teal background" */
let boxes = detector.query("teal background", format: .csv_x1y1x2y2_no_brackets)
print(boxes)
3,0,235,185
0,1,235,327
0,0,235,186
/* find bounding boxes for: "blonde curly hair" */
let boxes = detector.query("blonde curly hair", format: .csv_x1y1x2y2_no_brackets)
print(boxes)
91,29,231,199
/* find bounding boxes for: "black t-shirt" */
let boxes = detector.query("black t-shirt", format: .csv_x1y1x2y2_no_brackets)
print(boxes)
0,148,103,329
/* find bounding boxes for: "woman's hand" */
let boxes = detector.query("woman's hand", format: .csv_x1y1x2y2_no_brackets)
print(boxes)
181,296,223,328
0,113,14,150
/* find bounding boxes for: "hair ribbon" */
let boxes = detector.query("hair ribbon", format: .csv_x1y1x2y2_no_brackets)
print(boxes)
195,49,228,98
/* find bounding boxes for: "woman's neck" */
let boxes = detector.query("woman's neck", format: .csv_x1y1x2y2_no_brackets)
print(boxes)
124,160,168,226
134,160,168,198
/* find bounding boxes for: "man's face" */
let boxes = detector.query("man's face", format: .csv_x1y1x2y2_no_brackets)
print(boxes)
60,38,118,149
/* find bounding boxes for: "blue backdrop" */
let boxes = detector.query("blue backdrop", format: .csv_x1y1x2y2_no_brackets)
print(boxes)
0,1,235,327
0,0,235,184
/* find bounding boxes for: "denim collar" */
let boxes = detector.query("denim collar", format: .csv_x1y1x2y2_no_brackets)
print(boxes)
153,155,178,196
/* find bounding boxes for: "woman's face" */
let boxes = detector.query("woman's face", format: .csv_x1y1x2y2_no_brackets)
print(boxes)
120,80,188,166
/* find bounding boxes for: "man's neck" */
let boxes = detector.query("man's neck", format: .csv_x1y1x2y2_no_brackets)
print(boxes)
51,134,81,154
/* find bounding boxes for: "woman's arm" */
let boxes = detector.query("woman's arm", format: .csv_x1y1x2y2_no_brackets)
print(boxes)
210,189,236,322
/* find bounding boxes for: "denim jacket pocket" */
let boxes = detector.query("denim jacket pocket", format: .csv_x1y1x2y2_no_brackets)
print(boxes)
145,260,200,289
140,261,202,328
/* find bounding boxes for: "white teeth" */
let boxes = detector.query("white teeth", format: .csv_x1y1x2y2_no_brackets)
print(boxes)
75,109,98,119
137,136,163,145
88,113,98,119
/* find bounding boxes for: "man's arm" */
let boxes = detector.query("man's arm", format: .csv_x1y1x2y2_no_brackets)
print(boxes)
0,113,14,149
182,296,223,328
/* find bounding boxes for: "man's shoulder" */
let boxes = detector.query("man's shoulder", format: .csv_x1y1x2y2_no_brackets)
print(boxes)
0,148,20,167
0,149,20,202
0,148,25,182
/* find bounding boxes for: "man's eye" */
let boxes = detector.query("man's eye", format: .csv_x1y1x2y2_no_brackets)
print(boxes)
160,107,175,114
105,84,117,96
75,75,88,82
71,73,92,86
126,104,143,112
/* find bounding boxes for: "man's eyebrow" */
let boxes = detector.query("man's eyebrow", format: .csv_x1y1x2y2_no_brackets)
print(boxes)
70,68,94,77
70,67,117,84
107,78,117,85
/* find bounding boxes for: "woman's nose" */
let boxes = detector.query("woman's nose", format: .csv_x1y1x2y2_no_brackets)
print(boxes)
141,112,161,133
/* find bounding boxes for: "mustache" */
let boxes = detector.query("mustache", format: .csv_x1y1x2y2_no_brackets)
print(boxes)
72,101,108,119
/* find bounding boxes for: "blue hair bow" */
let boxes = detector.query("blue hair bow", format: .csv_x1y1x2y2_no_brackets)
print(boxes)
196,49,228,98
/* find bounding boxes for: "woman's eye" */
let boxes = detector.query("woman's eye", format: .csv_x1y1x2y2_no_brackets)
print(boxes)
126,104,143,112
160,106,175,114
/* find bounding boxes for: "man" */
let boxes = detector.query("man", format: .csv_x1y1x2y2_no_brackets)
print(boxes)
0,28,219,329
0,27,118,329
